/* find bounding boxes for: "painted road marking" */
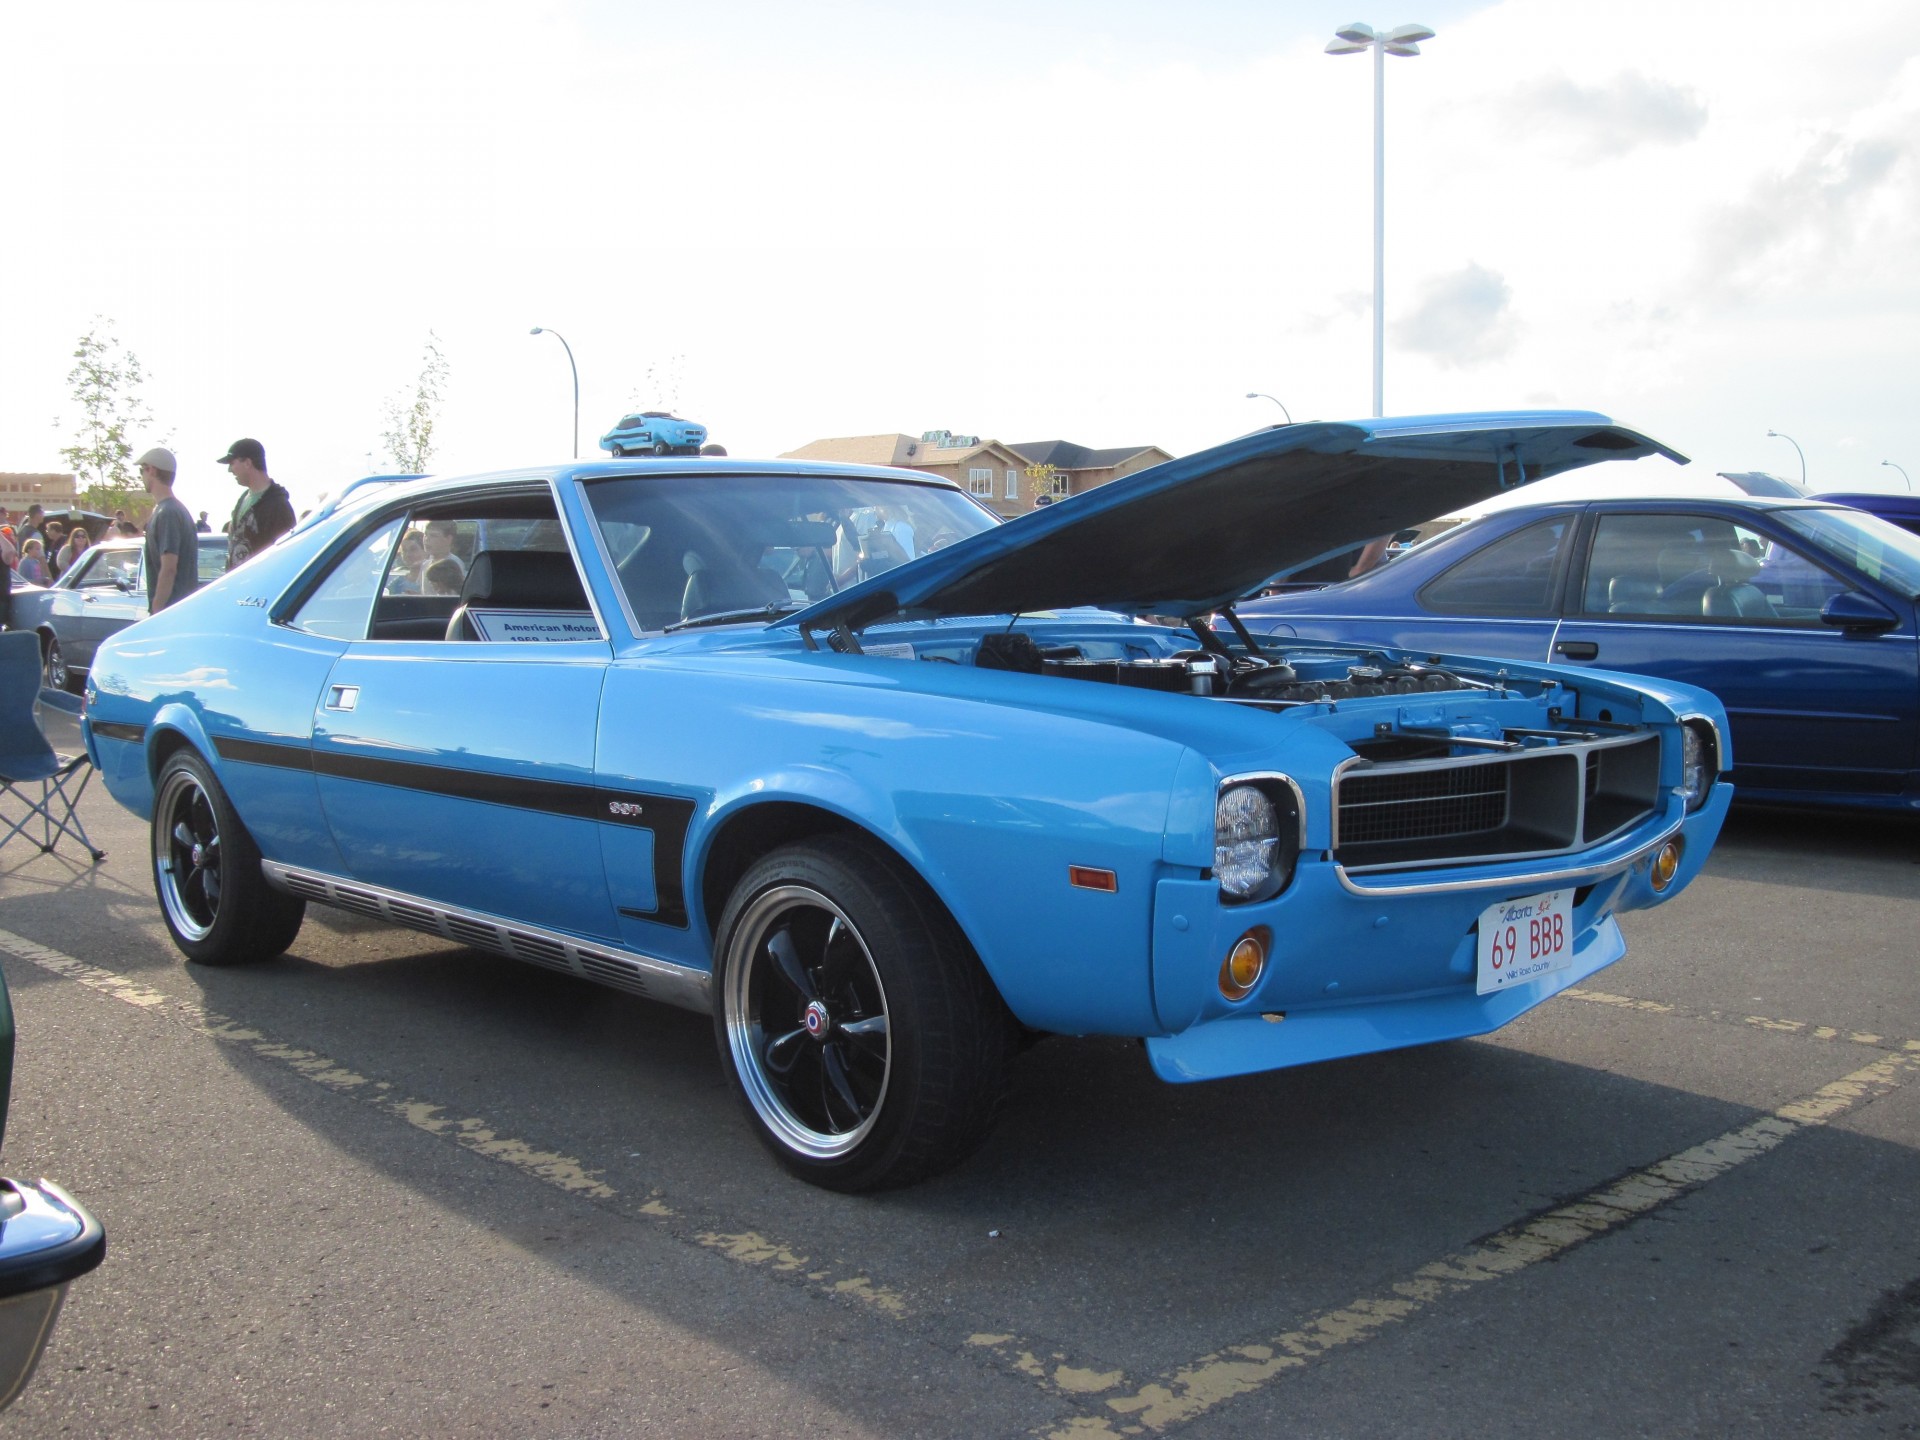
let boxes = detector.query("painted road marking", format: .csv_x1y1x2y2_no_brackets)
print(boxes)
1036,1051,1918,1436
1566,986,1918,1055
0,926,906,1318
4,924,1912,1437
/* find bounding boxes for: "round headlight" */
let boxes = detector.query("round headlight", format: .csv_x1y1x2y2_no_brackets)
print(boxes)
1679,721,1716,811
1216,785,1279,901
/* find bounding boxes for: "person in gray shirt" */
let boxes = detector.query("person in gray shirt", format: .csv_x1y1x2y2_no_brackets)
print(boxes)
140,447,199,612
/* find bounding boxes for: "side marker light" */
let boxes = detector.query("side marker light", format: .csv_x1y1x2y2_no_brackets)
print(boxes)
1219,928,1270,1001
1650,839,1682,892
1069,866,1117,892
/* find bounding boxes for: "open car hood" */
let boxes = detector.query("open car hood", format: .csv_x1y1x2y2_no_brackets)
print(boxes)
786,410,1686,634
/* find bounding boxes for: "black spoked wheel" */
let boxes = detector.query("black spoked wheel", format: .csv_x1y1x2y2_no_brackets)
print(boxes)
151,750,305,966
715,837,1016,1191
727,885,893,1160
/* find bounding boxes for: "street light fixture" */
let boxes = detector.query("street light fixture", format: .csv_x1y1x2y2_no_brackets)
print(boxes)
1245,392,1294,424
529,326,580,459
1765,429,1806,488
1883,460,1912,493
1326,20,1434,418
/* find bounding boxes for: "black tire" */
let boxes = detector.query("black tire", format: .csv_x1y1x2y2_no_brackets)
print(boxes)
610,443,627,456
713,836,1017,1192
651,441,670,456
43,634,76,694
151,750,306,966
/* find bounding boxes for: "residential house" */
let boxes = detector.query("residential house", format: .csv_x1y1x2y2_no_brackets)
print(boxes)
779,431,1174,519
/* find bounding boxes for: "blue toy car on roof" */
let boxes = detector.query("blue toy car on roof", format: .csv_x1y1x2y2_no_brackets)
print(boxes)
599,410,708,456
82,411,1730,1190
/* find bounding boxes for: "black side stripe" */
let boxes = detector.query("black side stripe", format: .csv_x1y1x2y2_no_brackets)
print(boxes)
212,735,695,927
91,721,147,744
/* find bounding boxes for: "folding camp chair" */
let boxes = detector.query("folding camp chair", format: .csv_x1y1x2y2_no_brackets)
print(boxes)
0,631,104,861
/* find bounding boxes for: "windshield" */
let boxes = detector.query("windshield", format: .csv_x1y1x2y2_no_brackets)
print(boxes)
584,471,1000,630
1771,506,1920,600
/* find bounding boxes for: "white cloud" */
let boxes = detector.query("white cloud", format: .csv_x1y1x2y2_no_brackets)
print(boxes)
1504,72,1708,159
1394,264,1517,364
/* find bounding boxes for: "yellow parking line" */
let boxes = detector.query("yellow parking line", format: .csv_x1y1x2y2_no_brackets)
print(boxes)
1565,986,1911,1053
1041,1051,1917,1436
0,927,908,1319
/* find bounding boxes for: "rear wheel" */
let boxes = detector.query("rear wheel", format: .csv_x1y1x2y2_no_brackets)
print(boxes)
152,750,305,966
713,837,1016,1191
652,441,670,455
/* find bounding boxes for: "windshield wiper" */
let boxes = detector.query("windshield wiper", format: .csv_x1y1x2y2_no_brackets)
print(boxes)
663,602,807,633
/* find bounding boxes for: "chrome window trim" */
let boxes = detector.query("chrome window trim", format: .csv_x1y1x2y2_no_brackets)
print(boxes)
260,861,711,1014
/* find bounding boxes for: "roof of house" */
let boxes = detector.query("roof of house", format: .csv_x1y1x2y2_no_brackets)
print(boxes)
1009,441,1169,470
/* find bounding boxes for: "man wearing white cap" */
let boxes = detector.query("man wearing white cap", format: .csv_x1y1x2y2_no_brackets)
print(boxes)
140,447,199,612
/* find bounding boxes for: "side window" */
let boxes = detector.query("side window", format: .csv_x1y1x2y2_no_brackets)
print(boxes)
289,518,406,640
73,550,140,591
1583,513,1842,624
1419,518,1567,615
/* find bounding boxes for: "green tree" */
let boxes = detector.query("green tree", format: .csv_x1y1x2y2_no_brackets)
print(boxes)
55,318,156,510
379,332,450,473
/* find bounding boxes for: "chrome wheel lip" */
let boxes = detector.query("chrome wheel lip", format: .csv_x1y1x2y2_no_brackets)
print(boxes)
724,883,891,1162
153,768,219,943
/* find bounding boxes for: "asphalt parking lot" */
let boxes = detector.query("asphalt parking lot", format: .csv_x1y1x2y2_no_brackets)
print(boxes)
2,767,1917,1438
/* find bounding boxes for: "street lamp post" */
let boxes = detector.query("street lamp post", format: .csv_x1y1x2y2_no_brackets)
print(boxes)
1326,21,1434,419
1883,460,1912,493
530,326,580,459
1766,429,1807,488
1245,392,1294,424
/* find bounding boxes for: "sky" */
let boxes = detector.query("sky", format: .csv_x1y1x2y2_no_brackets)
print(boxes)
2,0,1915,524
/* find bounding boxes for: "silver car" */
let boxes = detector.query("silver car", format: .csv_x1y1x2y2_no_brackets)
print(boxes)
14,537,229,691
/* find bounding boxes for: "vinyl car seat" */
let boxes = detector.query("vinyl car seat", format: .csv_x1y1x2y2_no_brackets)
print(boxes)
1701,548,1776,619
445,550,591,640
1607,576,1660,613
680,550,789,622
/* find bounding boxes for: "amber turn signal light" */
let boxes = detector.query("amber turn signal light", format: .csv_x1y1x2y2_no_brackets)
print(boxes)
1219,928,1270,1001
1650,839,1682,892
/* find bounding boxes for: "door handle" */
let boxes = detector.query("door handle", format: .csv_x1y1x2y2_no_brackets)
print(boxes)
325,685,359,712
1554,641,1599,660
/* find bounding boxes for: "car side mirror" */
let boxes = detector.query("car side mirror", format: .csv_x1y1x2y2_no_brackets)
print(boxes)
1820,590,1899,632
0,1178,106,1411
114,577,136,594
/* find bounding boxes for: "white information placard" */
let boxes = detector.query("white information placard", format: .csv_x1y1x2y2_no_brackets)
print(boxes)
464,609,601,643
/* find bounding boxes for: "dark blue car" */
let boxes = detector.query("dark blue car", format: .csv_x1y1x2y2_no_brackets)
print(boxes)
1239,495,1920,812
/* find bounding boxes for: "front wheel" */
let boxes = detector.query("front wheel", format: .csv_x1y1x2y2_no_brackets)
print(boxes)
610,443,627,456
713,837,1016,1191
43,634,75,693
651,441,670,455
152,750,306,966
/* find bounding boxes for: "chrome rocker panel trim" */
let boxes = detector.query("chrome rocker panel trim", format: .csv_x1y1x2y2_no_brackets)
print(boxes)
260,861,713,1013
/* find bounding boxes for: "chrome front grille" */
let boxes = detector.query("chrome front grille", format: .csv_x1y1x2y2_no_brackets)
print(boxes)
1334,733,1660,871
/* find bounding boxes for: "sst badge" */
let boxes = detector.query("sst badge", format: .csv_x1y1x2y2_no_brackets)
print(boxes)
1476,889,1573,995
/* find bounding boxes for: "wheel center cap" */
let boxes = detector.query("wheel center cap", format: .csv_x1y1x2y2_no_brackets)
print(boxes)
803,1000,831,1039
191,843,206,868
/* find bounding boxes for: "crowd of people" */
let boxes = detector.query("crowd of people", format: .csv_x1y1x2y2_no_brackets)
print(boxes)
0,437,295,630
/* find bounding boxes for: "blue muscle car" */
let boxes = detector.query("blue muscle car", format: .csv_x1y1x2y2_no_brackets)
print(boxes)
599,410,708,456
82,412,1731,1190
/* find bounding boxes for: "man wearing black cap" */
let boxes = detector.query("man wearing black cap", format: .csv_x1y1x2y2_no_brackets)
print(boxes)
220,438,295,568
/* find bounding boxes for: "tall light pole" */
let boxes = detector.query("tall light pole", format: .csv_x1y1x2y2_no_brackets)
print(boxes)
1766,429,1806,488
530,326,579,459
1883,460,1912,493
1325,21,1434,418
1245,392,1294,423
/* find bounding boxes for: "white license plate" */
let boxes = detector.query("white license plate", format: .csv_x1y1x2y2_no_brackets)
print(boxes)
1476,889,1574,996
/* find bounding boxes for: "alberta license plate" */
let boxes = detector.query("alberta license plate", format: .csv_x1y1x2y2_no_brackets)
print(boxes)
1476,889,1573,996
